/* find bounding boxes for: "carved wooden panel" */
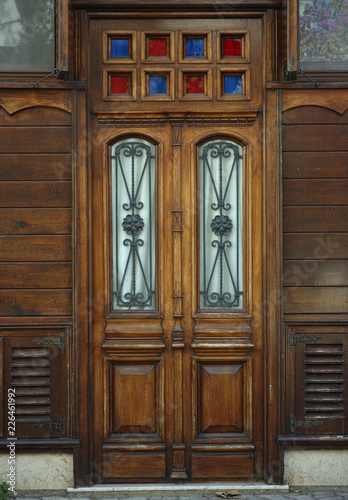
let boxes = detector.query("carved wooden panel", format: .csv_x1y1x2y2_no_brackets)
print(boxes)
102,344,166,479
285,323,348,436
193,356,252,441
111,362,158,434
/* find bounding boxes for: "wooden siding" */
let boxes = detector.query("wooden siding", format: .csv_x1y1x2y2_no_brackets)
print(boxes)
0,99,72,317
283,105,348,315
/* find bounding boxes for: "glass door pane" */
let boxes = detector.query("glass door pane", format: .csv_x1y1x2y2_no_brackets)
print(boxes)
111,138,156,310
199,139,243,309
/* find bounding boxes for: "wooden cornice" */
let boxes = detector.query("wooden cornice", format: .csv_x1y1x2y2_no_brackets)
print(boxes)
71,0,281,10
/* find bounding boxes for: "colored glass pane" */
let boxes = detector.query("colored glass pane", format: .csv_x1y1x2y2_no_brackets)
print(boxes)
223,38,242,57
186,38,204,57
148,38,167,57
149,76,167,94
111,39,129,58
224,75,242,94
111,75,130,94
186,75,205,94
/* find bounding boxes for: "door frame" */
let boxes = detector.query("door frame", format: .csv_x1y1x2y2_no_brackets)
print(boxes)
72,9,283,486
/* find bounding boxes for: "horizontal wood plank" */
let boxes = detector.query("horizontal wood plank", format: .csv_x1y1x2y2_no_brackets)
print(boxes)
0,107,71,127
283,206,348,233
0,263,72,289
283,261,348,287
283,234,348,260
283,287,348,314
0,155,71,181
0,128,72,154
0,289,72,316
282,152,348,179
283,107,348,125
283,180,348,206
0,209,71,235
283,125,348,152
0,182,71,208
0,236,72,262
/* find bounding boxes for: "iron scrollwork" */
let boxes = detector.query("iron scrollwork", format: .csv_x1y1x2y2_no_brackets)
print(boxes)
112,140,155,310
200,140,243,309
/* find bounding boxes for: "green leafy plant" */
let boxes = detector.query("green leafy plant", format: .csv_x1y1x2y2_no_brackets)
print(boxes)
0,482,9,500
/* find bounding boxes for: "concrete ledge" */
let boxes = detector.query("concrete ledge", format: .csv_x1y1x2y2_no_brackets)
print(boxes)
68,483,289,496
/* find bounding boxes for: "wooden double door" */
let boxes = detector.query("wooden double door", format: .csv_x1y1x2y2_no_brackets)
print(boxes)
89,14,265,482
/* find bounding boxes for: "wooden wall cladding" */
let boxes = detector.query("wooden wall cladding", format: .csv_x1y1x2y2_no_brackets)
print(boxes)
282,100,348,315
285,323,348,436
0,326,70,439
0,95,72,317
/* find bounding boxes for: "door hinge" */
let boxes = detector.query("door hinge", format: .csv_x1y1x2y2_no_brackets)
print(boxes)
34,413,67,437
290,412,323,434
289,330,321,351
33,332,66,353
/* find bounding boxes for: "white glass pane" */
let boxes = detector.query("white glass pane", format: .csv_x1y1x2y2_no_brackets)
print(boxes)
199,139,243,310
111,138,156,310
0,0,54,67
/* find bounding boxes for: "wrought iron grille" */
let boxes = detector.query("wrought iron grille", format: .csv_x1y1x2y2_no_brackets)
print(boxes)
111,138,155,310
199,139,243,309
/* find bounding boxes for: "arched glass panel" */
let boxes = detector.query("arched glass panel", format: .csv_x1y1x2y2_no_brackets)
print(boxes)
199,139,243,310
111,138,156,310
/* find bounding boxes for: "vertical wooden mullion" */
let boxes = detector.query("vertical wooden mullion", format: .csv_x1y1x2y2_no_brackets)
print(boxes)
73,89,90,486
170,119,187,479
264,88,283,482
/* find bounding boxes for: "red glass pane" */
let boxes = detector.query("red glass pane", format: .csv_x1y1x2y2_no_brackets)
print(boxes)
149,38,167,57
111,75,130,94
223,38,242,57
186,75,205,94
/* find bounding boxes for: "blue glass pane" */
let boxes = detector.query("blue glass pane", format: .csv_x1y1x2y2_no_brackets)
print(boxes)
149,76,167,94
186,38,204,57
111,39,129,58
224,75,242,94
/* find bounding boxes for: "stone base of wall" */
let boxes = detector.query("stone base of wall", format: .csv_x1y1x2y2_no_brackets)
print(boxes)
0,453,74,490
284,450,348,487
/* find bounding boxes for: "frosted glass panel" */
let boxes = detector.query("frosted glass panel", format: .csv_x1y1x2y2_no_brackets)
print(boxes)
0,0,54,68
111,138,156,310
199,139,243,310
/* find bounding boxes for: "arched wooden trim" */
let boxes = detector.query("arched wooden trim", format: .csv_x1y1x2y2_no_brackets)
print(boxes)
282,90,348,115
0,97,72,115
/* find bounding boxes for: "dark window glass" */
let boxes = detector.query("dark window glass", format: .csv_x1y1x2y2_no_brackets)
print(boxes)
0,0,54,71
299,0,348,68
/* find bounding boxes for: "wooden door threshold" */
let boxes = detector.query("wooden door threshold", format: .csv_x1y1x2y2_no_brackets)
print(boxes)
68,483,289,496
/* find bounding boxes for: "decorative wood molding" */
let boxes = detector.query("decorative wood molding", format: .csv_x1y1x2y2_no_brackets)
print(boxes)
102,339,165,356
96,111,258,128
282,90,348,114
0,95,72,115
191,338,254,356
170,118,187,479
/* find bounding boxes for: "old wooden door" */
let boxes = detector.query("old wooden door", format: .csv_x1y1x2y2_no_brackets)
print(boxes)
88,12,265,482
